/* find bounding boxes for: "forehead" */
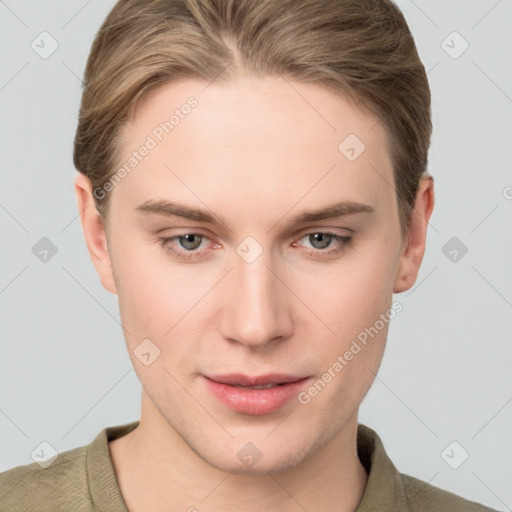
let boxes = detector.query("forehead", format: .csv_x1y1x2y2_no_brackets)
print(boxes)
112,76,395,223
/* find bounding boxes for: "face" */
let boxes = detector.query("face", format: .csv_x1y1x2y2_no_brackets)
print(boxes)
77,75,424,474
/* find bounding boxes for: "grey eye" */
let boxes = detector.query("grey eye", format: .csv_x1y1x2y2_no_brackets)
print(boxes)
178,234,203,250
308,233,333,249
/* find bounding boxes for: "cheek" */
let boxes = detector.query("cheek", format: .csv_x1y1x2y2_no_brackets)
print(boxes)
294,240,397,334
110,233,183,340
112,247,206,394
111,235,218,375
290,238,397,399
295,263,393,420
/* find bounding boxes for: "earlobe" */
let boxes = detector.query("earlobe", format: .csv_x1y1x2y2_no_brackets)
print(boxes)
393,174,435,294
74,172,118,295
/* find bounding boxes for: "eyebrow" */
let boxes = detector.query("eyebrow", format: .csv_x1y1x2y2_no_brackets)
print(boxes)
135,198,375,227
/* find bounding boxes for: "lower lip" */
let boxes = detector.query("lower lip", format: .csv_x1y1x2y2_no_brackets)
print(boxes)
203,376,310,415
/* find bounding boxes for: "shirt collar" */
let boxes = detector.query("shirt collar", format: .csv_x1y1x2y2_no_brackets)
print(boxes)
355,423,409,511
87,421,136,511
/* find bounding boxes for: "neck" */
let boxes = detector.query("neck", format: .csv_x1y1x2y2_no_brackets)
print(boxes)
109,393,368,512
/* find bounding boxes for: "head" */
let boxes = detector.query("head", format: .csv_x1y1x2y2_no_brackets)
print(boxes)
74,0,434,474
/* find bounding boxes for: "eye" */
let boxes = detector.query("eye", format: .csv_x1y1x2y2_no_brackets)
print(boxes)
175,233,203,251
306,232,334,249
158,233,213,261
294,231,352,257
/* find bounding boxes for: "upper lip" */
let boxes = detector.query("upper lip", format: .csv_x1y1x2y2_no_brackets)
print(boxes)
204,373,308,387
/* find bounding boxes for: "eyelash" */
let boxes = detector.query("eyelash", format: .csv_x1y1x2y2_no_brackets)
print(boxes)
158,231,353,262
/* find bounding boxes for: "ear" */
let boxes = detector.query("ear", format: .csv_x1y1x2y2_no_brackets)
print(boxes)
74,172,118,295
393,174,435,293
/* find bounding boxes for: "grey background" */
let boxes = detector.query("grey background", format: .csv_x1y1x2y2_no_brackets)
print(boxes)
1,1,511,510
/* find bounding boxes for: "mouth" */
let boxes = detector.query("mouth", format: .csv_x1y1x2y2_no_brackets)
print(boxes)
202,373,310,415
231,383,284,389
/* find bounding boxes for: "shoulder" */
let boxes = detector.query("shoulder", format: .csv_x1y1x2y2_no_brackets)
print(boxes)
355,423,499,512
0,445,95,512
400,472,499,512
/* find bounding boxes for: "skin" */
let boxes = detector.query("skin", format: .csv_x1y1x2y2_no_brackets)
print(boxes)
75,75,434,512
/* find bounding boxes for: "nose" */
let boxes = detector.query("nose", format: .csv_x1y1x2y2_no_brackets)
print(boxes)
219,243,294,350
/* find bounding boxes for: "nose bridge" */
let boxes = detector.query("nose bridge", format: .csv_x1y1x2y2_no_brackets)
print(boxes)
220,238,291,348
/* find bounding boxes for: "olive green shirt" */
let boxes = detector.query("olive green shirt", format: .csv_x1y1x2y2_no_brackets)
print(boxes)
0,421,498,511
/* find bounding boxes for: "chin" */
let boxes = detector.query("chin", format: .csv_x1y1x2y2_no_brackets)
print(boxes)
188,433,317,476
208,447,311,476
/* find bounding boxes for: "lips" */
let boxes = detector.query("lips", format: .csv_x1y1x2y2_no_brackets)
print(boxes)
206,373,306,387
202,373,310,415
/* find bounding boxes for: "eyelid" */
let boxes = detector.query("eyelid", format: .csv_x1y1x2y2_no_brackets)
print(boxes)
155,225,214,237
293,226,353,238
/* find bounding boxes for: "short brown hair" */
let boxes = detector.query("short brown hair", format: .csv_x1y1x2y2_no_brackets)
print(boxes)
73,0,432,239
